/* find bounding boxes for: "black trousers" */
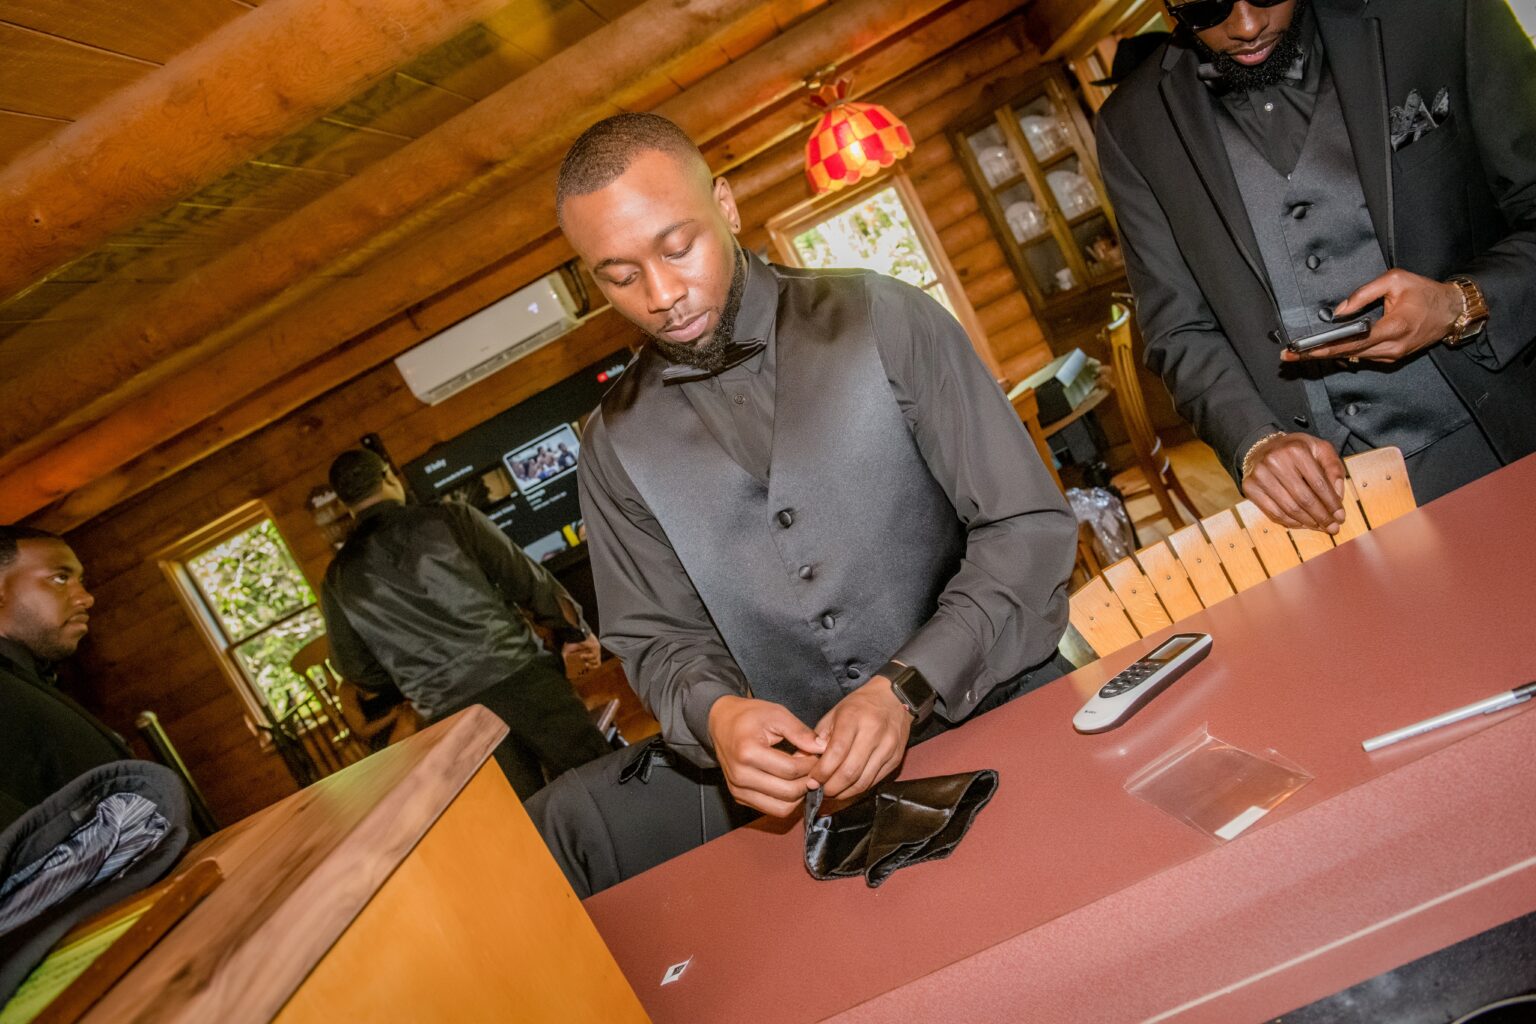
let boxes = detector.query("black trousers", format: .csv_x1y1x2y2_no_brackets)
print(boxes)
528,651,1074,897
432,655,611,802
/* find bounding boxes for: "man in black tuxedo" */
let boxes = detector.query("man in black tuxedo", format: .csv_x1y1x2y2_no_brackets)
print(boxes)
0,526,133,830
1097,0,1536,528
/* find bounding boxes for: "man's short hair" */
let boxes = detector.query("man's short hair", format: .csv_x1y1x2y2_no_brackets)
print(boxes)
329,449,389,506
0,525,62,571
556,113,706,223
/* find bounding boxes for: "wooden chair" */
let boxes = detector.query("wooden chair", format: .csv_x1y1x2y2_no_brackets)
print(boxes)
1012,383,1103,584
1068,446,1416,660
288,636,386,767
1103,303,1204,532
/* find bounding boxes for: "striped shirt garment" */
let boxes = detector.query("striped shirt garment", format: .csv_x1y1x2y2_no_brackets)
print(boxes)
0,793,169,936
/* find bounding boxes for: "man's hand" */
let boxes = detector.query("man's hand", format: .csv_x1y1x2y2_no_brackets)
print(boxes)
561,634,602,677
1242,433,1347,533
707,696,825,818
809,677,912,802
1280,269,1462,364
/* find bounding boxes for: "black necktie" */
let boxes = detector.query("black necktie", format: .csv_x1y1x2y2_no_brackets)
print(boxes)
659,339,767,385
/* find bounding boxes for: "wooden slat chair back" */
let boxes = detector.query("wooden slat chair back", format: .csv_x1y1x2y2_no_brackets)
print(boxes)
1068,446,1415,659
288,634,371,771
1105,303,1204,530
1011,383,1103,584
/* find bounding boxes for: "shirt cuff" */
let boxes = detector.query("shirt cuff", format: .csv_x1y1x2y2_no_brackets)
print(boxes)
893,621,987,723
680,678,743,754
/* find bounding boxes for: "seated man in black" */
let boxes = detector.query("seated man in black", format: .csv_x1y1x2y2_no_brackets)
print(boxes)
0,526,133,831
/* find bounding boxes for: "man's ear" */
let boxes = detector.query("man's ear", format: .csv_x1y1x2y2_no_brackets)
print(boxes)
713,176,742,234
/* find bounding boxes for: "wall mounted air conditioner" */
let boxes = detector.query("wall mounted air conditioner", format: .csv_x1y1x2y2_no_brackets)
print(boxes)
394,269,582,405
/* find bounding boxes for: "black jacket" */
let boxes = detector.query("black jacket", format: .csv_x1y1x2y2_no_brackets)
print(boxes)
0,637,132,832
1096,0,1536,479
320,501,588,719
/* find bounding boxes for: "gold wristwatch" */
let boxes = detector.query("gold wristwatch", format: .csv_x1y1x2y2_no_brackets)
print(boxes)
1444,276,1488,347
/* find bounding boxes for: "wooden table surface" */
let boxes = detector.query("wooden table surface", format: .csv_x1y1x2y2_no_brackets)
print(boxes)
585,454,1536,1023
80,707,508,1023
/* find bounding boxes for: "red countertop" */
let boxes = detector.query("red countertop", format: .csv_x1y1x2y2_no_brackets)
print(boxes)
585,455,1536,1023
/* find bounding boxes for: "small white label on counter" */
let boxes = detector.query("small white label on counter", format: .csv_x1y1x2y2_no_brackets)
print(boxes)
661,956,693,986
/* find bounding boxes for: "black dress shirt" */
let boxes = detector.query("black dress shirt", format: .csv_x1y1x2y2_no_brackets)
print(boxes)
579,255,1075,764
1202,4,1322,176
321,501,588,717
0,637,133,830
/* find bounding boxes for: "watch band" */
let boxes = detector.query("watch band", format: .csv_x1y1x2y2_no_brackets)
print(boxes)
1445,275,1489,347
879,660,936,725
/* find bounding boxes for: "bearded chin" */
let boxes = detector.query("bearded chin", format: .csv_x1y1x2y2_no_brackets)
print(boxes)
650,248,747,372
1196,0,1309,91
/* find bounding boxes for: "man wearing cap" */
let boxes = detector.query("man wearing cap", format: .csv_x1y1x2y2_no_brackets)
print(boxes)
1,526,134,830
1097,0,1536,525
318,449,609,800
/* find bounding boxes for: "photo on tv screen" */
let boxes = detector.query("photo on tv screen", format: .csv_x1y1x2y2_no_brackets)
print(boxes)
400,349,630,564
504,423,581,496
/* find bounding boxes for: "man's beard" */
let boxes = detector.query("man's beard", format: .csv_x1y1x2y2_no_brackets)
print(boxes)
1195,0,1309,91
649,248,747,373
8,610,81,662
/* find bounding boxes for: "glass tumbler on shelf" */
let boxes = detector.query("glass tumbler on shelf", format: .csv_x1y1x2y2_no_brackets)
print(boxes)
1005,200,1046,243
978,145,1020,187
1019,113,1070,160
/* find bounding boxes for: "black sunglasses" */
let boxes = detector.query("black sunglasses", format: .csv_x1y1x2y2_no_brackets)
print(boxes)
1167,0,1289,32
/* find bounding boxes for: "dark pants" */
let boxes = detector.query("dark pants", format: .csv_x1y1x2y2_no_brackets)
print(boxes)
433,655,611,802
1401,421,1503,505
528,651,1074,897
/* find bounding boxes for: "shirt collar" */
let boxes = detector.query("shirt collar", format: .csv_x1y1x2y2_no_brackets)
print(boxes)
0,635,48,683
354,500,403,524
727,249,779,376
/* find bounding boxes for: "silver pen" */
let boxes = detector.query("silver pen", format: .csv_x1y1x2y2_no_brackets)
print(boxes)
1362,681,1536,752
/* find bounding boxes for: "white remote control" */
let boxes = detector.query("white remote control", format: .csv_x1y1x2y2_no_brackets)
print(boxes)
1072,633,1213,734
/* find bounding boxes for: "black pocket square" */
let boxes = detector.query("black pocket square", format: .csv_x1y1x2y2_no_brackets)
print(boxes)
803,769,998,888
1390,87,1450,151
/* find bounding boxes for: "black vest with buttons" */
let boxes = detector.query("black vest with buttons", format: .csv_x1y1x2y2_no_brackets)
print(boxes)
599,267,965,726
1216,67,1471,456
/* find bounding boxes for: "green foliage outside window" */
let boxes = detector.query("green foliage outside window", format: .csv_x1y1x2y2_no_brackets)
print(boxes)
791,185,956,315
185,519,324,719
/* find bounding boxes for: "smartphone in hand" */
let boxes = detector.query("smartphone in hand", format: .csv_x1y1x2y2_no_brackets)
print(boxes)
1277,317,1371,354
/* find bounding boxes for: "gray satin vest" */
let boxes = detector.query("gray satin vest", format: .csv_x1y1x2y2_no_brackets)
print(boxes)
1218,68,1470,456
599,267,965,726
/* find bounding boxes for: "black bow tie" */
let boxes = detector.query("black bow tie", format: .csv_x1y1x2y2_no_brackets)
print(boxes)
1196,50,1306,88
659,339,767,385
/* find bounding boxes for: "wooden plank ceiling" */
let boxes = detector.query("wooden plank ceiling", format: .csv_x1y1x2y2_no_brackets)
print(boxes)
0,0,1115,530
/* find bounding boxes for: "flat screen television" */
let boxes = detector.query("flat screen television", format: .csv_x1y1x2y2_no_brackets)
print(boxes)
400,349,631,569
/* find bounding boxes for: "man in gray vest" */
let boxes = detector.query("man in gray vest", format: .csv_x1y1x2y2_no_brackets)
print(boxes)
529,113,1075,894
1097,0,1536,528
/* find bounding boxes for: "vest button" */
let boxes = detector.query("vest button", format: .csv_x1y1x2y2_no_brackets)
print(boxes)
846,666,860,680
1290,203,1310,220
1318,305,1333,322
798,565,814,580
820,613,835,629
1306,254,1321,270
777,509,794,528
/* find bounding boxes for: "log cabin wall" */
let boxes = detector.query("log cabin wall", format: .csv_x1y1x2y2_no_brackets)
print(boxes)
58,16,1059,824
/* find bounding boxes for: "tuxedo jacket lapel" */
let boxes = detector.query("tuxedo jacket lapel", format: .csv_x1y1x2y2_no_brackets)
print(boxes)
1158,45,1269,288
1315,4,1396,265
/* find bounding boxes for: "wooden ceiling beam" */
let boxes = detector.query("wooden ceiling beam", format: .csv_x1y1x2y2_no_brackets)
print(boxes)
36,2,1031,533
0,0,514,304
0,0,780,462
4,0,968,525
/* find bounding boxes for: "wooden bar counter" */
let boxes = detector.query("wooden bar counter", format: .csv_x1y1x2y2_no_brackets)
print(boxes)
585,455,1536,1022
77,706,647,1023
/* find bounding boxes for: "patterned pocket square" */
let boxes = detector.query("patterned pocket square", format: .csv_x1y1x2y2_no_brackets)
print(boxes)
1390,87,1450,151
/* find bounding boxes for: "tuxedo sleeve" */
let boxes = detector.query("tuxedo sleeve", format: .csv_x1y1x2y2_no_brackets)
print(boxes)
1457,0,1536,371
577,413,747,769
867,277,1077,722
1097,112,1284,479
